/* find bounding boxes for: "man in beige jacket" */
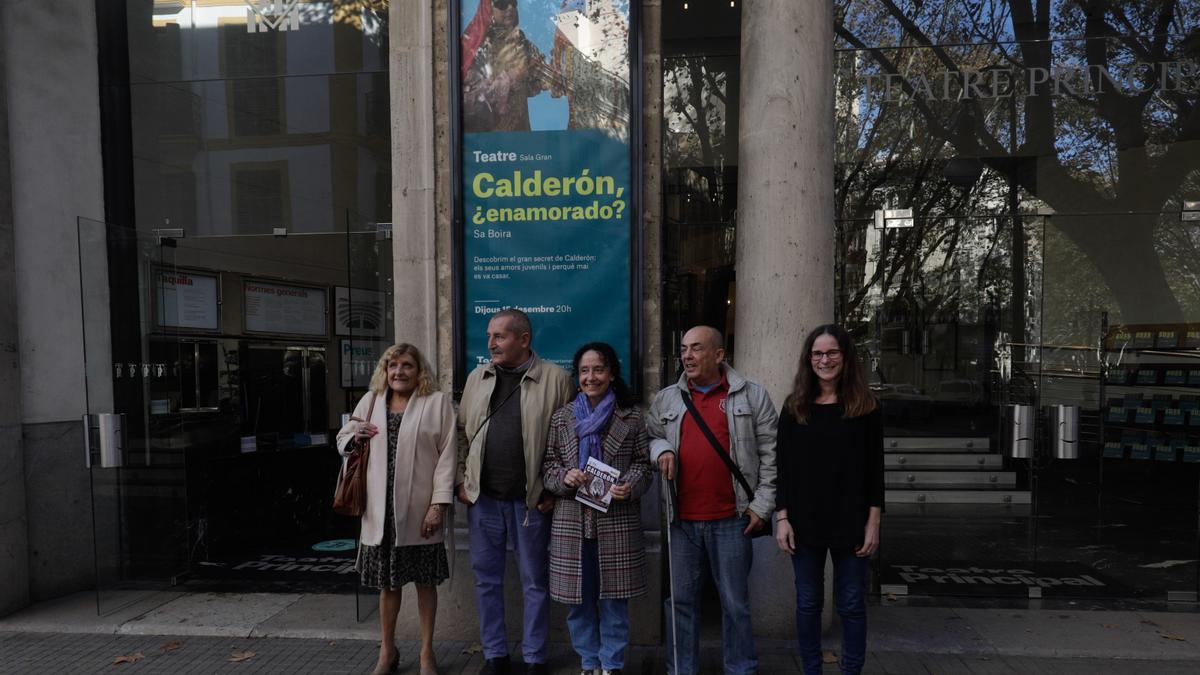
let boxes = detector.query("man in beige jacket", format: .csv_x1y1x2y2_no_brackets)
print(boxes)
457,308,572,675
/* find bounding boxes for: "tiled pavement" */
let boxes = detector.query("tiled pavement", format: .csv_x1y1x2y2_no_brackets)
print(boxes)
3,632,1200,674
4,590,1200,673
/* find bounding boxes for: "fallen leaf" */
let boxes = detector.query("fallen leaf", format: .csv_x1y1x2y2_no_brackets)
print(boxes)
112,651,145,665
160,640,183,653
1159,633,1188,642
229,649,256,663
821,650,838,664
1140,619,1160,627
461,643,483,656
1103,624,1117,629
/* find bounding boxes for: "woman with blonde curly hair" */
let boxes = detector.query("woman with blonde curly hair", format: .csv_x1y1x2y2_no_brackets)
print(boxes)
336,343,456,675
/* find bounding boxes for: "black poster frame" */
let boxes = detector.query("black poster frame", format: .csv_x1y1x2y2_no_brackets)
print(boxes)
448,0,645,398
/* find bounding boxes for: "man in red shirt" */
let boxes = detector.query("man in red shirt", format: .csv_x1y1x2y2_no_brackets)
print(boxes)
648,326,778,675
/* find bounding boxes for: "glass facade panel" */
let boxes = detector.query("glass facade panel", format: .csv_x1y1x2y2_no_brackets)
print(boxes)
78,0,1200,604
661,1,741,377
84,2,397,593
837,0,1200,599
836,1,1200,333
127,1,391,234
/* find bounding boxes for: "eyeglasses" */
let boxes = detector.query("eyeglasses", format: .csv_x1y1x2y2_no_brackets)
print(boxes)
810,349,843,361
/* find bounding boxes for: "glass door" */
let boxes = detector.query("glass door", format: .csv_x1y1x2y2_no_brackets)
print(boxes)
839,211,1043,599
342,218,394,623
160,217,390,597
79,213,396,613
1032,212,1200,602
79,217,189,615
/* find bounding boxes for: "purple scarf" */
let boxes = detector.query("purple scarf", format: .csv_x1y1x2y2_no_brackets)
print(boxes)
572,389,616,469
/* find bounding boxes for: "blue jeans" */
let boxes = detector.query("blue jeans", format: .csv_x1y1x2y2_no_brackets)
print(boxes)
791,544,869,675
565,539,630,670
664,515,756,675
468,493,551,664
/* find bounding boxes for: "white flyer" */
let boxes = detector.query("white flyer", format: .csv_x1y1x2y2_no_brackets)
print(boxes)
575,456,621,513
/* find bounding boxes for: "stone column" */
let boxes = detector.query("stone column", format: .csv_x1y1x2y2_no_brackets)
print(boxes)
0,7,31,617
392,0,438,360
4,0,108,602
432,0,455,390
735,0,836,638
734,0,834,403
641,0,664,400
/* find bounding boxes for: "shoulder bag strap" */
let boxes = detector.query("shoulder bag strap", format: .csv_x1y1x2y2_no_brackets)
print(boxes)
350,392,379,424
680,390,754,499
347,393,378,454
464,379,521,451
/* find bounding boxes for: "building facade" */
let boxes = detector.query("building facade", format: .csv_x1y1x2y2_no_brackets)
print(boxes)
1,0,1197,629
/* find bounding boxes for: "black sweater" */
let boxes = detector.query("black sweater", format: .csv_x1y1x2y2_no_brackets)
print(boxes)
481,366,526,500
776,402,884,549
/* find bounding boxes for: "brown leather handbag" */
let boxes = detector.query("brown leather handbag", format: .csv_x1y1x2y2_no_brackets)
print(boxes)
333,393,377,517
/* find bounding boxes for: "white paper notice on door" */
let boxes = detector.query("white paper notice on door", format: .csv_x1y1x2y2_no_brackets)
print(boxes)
244,280,327,336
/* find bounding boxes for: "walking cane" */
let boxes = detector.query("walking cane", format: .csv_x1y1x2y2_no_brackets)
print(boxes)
663,474,680,674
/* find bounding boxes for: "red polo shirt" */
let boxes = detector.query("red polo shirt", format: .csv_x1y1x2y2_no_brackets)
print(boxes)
678,376,737,521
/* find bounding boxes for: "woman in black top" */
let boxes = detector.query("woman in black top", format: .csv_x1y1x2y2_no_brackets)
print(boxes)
774,324,883,675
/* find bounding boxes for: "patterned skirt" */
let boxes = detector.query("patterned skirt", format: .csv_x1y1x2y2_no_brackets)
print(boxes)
358,540,448,590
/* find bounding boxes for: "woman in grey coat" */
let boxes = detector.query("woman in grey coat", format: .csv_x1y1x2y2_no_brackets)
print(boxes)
542,342,653,675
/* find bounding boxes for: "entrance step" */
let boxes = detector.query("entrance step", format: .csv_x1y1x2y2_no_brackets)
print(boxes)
882,437,1029,503
883,501,1032,515
885,489,1032,505
886,453,1003,470
885,437,991,452
886,471,1016,488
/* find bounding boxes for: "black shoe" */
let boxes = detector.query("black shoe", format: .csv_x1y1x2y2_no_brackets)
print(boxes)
525,663,548,675
481,656,511,675
602,670,623,675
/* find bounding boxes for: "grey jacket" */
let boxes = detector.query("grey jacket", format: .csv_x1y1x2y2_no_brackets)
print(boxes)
646,364,778,520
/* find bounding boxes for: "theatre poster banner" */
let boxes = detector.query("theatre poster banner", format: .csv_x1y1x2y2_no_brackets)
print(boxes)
458,0,634,369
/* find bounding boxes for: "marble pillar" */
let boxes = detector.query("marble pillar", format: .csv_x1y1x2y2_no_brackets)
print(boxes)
392,0,438,359
641,1,665,400
734,0,835,404
735,0,836,638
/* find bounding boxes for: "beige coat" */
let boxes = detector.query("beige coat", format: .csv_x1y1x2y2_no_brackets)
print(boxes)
457,354,573,509
337,390,457,547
